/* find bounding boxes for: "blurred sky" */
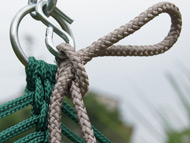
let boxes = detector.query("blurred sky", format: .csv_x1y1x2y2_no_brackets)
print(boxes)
0,0,190,143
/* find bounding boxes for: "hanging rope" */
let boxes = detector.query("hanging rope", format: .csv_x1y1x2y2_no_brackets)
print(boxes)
0,57,111,143
48,2,182,143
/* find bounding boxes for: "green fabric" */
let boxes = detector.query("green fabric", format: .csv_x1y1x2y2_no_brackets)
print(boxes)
0,57,111,143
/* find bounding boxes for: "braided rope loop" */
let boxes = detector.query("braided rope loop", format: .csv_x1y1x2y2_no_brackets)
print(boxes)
48,2,182,143
78,2,182,63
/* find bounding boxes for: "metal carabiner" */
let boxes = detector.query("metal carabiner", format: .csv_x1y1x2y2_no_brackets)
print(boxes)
10,3,74,67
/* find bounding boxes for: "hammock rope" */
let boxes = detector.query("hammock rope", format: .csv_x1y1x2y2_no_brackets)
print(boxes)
0,1,182,143
48,2,182,143
0,57,111,143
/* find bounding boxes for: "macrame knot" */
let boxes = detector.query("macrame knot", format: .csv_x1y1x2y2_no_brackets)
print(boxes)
26,57,57,132
26,57,56,91
49,43,97,143
55,43,89,98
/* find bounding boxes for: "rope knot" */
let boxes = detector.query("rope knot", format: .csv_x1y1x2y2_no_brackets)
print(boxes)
26,57,57,91
26,57,57,133
48,2,182,143
49,43,96,142
55,43,89,98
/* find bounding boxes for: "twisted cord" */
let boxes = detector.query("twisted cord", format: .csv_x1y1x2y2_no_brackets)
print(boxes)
48,2,182,143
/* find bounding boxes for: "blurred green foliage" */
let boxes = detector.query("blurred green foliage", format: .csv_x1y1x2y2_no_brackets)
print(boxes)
167,130,190,143
165,72,190,143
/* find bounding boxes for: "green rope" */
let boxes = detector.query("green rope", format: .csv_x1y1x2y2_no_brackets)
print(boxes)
14,132,45,143
0,92,33,119
29,136,45,143
0,116,39,143
0,57,111,143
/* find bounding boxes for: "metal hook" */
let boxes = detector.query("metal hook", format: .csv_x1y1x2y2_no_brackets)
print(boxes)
10,2,74,67
45,26,62,58
35,0,75,47
45,26,70,59
28,0,73,24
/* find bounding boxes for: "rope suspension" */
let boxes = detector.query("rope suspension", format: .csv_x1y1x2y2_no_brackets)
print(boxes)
48,2,182,142
0,1,182,143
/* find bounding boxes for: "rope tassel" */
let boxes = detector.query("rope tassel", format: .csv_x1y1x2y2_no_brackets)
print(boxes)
48,2,182,143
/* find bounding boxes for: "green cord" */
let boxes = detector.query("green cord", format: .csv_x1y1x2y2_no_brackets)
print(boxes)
0,57,111,143
0,93,33,119
14,132,45,143
0,116,39,143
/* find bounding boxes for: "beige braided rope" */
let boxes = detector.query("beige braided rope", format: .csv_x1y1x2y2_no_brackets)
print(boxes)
48,2,182,143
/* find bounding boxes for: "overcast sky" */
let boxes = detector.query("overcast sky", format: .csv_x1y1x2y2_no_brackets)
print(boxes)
0,0,190,143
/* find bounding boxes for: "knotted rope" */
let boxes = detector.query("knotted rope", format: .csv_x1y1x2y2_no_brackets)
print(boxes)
0,57,110,143
48,2,182,143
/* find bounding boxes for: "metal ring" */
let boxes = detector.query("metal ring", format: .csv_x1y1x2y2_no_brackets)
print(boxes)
10,3,74,67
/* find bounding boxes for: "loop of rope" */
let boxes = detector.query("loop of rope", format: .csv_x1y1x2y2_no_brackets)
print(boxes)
48,2,182,143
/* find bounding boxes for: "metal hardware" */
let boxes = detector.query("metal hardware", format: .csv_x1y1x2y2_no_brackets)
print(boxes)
46,26,72,59
28,0,57,15
28,0,73,24
10,3,74,67
10,4,36,67
35,0,74,46
45,26,64,58
46,0,57,16
53,7,73,24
